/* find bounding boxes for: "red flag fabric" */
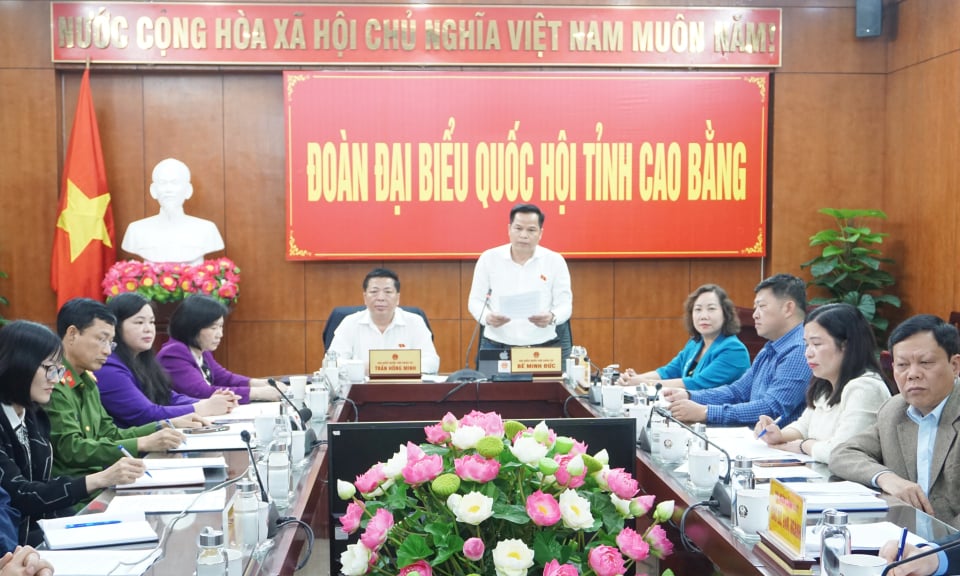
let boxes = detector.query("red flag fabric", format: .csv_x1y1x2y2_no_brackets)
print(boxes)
51,67,116,309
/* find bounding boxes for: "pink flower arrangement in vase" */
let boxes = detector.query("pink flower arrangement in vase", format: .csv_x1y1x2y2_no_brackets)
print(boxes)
337,410,675,576
101,257,241,306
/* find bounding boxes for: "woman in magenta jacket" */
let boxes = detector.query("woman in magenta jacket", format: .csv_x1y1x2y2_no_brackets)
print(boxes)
156,295,280,403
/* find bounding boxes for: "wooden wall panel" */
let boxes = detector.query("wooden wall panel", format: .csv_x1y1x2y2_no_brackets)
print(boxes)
779,6,885,74
613,261,690,318
614,318,688,373
887,0,960,73
225,321,306,377
0,2,51,70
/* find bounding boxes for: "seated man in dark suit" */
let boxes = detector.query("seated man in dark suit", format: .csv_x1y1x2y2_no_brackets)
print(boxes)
879,533,960,576
328,268,439,374
831,314,960,529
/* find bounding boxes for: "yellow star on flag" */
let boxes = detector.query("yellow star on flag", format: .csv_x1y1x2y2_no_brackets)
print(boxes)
56,178,113,262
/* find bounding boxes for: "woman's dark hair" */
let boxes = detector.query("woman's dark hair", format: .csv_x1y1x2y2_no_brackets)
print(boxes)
682,284,741,340
0,321,63,408
803,303,883,408
169,295,229,349
107,293,173,406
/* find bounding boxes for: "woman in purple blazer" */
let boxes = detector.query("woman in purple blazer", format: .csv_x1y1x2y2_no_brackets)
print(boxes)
156,296,280,404
96,293,235,427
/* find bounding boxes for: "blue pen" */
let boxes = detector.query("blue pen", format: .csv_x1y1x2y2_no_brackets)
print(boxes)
65,519,121,529
164,419,185,444
118,445,152,478
896,526,909,561
756,416,782,439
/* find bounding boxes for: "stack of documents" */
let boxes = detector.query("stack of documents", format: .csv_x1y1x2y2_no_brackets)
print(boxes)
116,467,205,490
38,511,157,550
106,488,227,514
781,481,889,512
39,549,162,576
804,521,926,557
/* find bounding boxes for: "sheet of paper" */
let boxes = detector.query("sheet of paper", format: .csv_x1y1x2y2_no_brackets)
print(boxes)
210,401,281,422
39,512,158,550
498,291,541,319
804,522,927,556
706,427,814,462
752,466,825,481
142,456,227,469
40,549,162,576
169,425,249,451
116,467,205,489
780,481,887,512
106,489,226,514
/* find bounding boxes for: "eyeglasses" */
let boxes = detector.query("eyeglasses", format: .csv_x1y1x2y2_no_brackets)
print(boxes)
42,363,66,382
93,335,117,352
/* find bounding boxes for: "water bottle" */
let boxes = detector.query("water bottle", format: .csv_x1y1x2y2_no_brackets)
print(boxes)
819,509,851,576
234,479,262,553
309,370,330,421
268,405,292,507
730,456,755,528
196,526,229,576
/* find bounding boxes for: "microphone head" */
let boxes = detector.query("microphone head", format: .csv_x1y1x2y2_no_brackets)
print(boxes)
299,407,313,422
654,382,663,392
240,430,252,443
267,378,278,388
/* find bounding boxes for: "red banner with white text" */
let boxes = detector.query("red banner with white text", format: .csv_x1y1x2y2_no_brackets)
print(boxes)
285,71,768,260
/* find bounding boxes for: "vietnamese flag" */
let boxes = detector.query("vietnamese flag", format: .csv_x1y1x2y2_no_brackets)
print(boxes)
51,67,115,309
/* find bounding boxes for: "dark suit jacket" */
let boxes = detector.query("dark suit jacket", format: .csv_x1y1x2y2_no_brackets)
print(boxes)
830,381,960,529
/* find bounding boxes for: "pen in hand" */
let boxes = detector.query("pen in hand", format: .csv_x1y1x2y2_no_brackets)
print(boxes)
895,526,908,561
117,445,151,478
756,416,782,439
164,419,185,444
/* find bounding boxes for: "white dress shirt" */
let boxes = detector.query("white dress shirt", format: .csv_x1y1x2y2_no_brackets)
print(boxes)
467,243,573,346
329,308,440,374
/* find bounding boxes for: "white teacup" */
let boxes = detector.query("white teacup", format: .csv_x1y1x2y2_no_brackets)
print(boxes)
688,449,722,490
254,414,275,446
306,386,329,420
838,554,886,576
601,386,624,416
735,488,769,534
342,359,365,383
291,429,307,462
288,375,307,401
658,427,687,464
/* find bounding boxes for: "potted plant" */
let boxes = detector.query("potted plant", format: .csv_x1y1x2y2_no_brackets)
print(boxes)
801,208,901,336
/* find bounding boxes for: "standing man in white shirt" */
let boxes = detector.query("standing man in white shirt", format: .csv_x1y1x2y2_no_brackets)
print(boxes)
468,204,573,359
329,268,440,374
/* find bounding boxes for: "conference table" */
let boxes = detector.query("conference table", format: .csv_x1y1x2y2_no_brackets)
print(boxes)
79,377,957,576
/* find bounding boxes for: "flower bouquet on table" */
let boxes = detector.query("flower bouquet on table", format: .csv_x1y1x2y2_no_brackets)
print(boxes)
337,410,675,576
101,258,241,306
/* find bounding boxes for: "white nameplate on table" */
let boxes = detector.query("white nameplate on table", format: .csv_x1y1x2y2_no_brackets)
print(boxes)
116,467,205,490
369,349,421,379
106,488,227,514
510,347,562,376
39,511,157,550
39,549,162,576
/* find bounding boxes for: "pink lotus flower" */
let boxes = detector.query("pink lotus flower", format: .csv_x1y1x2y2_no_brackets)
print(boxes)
645,524,674,557
631,494,656,516
525,491,561,527
588,545,626,576
402,442,443,485
616,526,650,561
355,463,387,494
397,560,432,576
543,559,579,576
605,468,639,499
554,453,587,488
339,501,365,534
570,440,589,455
454,454,500,483
463,537,485,561
360,508,394,551
424,423,450,445
460,410,504,437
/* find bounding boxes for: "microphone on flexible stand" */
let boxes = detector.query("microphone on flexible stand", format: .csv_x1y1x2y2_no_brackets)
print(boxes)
267,378,317,450
653,406,735,517
880,535,960,575
240,430,280,538
636,383,663,453
447,288,492,383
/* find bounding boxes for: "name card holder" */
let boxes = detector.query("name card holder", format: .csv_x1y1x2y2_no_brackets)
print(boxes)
369,349,422,380
510,347,562,377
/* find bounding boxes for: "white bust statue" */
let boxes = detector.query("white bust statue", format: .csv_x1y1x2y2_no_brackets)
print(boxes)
121,158,225,265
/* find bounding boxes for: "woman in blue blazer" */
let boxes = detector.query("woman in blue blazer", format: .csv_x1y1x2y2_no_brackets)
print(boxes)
621,284,750,391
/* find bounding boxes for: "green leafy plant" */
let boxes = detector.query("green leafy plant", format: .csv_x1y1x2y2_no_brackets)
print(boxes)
801,208,901,335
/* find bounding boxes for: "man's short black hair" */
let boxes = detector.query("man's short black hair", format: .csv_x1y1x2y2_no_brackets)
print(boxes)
56,298,116,338
888,314,960,357
362,268,400,292
755,273,807,314
510,204,545,227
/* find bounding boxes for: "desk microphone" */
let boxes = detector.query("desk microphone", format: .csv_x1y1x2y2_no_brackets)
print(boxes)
267,378,318,452
637,383,662,453
880,535,960,575
240,430,280,538
447,288,492,383
653,406,735,517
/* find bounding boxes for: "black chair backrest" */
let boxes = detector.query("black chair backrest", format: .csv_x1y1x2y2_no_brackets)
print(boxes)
322,305,433,352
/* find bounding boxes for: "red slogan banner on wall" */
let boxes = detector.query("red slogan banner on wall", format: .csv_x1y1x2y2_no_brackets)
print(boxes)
52,3,781,68
285,71,768,260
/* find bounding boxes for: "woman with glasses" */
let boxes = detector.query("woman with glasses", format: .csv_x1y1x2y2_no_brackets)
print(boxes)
157,295,280,403
95,293,236,427
0,321,145,546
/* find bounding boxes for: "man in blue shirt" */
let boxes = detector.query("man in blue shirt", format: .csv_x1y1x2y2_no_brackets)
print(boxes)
662,274,811,427
832,315,960,531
